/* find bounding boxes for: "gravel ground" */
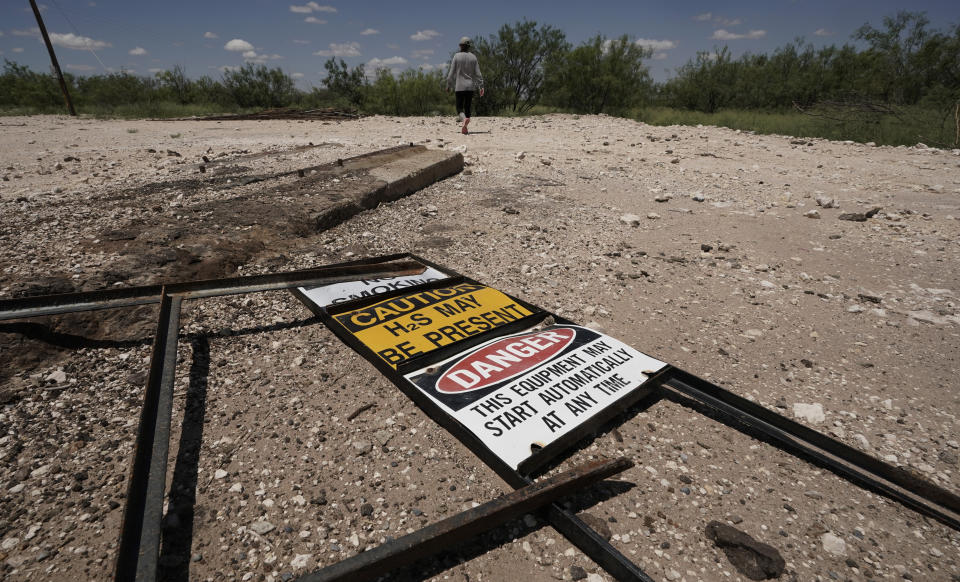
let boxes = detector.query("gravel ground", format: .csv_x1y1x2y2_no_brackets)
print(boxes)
1,113,959,581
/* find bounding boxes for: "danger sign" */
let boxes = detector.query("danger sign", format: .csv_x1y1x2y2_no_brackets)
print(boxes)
405,325,666,470
330,282,537,368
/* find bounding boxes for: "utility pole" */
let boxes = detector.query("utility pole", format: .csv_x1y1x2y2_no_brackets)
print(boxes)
29,0,77,116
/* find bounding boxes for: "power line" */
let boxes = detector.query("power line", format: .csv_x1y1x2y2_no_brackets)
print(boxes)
48,0,109,72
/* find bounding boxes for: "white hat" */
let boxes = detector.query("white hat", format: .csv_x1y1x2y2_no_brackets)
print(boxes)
459,36,472,46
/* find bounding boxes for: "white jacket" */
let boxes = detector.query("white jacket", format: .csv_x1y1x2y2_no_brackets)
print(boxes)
446,51,484,92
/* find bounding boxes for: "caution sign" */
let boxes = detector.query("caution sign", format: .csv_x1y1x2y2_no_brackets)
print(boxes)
404,325,667,469
330,282,536,368
299,265,448,307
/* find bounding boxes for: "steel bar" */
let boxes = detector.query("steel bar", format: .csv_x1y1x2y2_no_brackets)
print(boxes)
296,458,634,582
115,291,183,581
0,260,425,321
661,368,960,531
544,505,655,582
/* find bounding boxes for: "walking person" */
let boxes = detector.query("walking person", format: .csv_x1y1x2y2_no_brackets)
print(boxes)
446,36,484,134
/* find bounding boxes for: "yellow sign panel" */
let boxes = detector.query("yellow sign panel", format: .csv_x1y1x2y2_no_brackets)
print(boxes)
332,282,535,368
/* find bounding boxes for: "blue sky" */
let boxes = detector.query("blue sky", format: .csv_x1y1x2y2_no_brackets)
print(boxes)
3,1,958,87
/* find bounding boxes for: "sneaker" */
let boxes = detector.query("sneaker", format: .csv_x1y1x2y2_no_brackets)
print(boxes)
457,112,465,122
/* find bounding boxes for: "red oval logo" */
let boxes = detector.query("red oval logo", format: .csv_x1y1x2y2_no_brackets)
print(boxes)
436,328,576,393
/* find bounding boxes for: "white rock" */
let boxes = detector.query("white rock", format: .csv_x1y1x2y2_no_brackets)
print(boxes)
349,533,360,547
24,524,41,541
815,196,836,208
647,212,660,220
214,469,228,479
45,370,67,384
821,532,847,556
250,520,275,535
804,209,821,219
794,403,825,424
619,214,641,227
290,553,312,569
229,482,243,493
291,494,306,506
30,464,52,478
1,537,18,551
665,568,682,581
853,433,870,450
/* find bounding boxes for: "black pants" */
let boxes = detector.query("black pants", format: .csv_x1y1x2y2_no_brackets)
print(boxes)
455,91,473,118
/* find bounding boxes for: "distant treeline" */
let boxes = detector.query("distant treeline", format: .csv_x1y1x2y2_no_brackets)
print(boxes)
1,12,957,145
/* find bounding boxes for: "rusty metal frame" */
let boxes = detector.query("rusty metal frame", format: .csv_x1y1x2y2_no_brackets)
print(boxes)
3,253,959,582
0,255,652,582
296,457,635,582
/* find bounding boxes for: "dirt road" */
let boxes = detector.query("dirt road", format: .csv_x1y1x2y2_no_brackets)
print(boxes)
1,114,959,581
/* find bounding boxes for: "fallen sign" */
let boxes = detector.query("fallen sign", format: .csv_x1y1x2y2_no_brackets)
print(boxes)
299,264,665,473
405,324,665,471
299,254,960,534
329,280,538,368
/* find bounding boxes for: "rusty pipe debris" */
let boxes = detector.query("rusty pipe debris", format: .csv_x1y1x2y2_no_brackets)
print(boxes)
296,457,635,582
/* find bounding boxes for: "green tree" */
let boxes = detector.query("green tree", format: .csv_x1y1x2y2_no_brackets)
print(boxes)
855,11,932,104
323,58,367,108
221,64,297,108
546,35,652,114
473,20,568,114
0,59,66,109
156,64,191,104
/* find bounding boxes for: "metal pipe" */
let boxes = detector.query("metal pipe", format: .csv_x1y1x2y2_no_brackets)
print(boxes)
297,458,635,582
661,368,960,531
114,291,183,581
0,260,426,321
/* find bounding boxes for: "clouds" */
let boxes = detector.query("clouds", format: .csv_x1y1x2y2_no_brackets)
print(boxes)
360,28,379,36
128,46,147,55
367,56,407,69
222,39,283,63
411,49,434,59
224,39,255,52
693,11,763,42
290,2,336,13
635,38,676,60
313,42,361,57
711,29,766,40
204,31,218,39
694,13,741,27
50,32,111,50
635,38,675,51
292,2,334,22
290,2,337,14
243,50,284,64
411,30,440,41
813,28,832,37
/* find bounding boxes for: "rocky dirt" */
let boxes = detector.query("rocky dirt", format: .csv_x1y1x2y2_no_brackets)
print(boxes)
1,113,959,582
